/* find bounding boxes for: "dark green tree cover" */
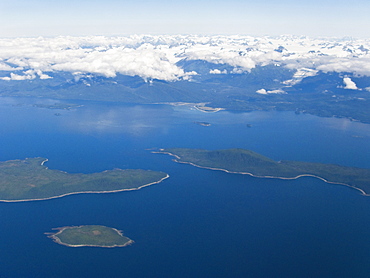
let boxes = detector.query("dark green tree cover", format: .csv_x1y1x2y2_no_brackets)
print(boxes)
160,148,370,194
47,225,133,247
0,157,168,201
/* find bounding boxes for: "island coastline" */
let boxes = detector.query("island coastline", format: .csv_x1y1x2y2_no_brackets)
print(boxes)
46,226,134,248
154,150,368,196
0,174,169,203
0,156,170,204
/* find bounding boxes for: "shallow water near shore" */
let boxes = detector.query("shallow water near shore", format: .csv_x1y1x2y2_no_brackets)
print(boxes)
1,97,370,277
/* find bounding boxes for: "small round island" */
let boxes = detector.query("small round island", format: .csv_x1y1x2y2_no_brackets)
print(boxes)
46,225,134,248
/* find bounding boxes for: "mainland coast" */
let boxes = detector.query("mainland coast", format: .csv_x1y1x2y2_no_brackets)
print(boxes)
160,102,224,113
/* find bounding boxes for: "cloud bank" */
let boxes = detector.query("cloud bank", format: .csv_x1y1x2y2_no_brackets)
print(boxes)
1,35,370,82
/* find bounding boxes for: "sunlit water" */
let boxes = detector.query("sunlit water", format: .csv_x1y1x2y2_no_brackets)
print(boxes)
0,97,370,277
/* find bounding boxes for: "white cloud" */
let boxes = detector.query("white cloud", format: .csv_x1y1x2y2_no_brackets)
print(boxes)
209,69,227,74
0,63,19,71
0,72,34,81
282,68,318,86
342,77,358,90
256,89,268,94
39,72,52,79
1,35,370,82
256,88,286,94
0,69,52,80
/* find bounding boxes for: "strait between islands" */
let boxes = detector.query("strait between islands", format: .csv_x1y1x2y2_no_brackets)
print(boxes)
3,149,370,247
0,157,169,202
154,148,370,196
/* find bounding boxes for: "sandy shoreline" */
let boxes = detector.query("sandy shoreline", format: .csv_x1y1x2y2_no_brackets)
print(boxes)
0,174,170,203
46,226,134,248
156,150,368,196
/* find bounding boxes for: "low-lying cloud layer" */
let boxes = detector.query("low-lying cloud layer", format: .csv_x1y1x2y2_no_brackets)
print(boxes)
1,35,370,82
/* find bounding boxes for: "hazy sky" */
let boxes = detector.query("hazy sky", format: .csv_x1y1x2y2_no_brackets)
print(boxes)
1,0,369,38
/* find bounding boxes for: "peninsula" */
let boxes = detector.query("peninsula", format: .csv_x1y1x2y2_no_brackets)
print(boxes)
155,148,370,195
46,225,133,248
0,157,168,202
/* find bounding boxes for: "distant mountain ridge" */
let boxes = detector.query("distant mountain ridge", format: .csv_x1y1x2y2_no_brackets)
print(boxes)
1,67,369,123
1,35,370,123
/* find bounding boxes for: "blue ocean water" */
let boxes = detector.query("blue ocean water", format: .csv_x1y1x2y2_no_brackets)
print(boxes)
0,97,370,277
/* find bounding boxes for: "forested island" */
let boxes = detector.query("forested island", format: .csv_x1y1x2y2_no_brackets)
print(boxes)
156,148,370,195
46,225,133,248
0,157,168,202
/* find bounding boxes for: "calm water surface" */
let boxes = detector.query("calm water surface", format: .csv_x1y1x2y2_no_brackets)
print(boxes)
0,97,370,277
